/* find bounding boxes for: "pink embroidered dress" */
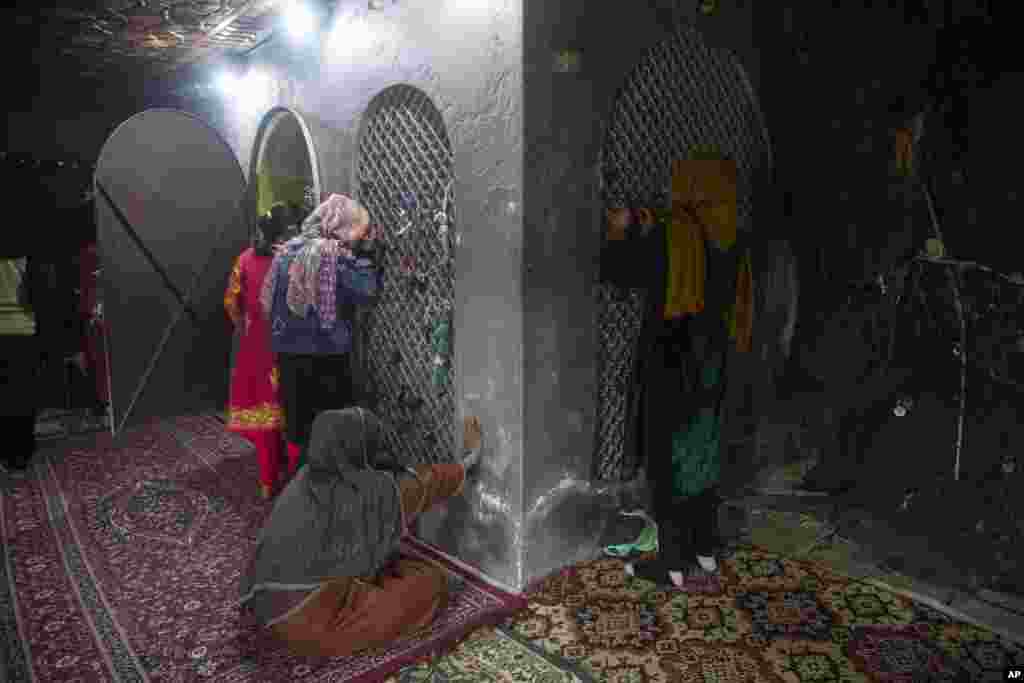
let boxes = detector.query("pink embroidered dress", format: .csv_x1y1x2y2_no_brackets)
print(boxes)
224,248,283,440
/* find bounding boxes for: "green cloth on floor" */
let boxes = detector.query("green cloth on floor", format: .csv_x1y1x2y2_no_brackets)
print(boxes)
605,514,659,558
256,172,310,217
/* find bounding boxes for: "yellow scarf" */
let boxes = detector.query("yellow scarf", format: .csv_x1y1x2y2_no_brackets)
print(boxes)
664,219,705,317
726,248,754,352
663,159,738,319
894,127,915,177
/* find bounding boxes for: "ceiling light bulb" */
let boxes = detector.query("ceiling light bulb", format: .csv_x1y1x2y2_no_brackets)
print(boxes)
285,2,316,39
215,71,238,94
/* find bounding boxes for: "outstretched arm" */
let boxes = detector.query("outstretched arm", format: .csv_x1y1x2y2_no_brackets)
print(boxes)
398,417,482,527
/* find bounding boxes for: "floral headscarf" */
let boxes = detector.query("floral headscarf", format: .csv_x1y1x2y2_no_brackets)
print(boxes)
259,194,370,330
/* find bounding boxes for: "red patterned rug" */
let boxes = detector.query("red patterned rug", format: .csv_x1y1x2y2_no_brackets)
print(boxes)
1,414,526,682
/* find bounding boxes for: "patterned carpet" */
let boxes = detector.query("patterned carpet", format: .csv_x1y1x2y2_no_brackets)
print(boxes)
3,413,1022,682
386,626,596,683
0,414,525,682
501,551,1024,682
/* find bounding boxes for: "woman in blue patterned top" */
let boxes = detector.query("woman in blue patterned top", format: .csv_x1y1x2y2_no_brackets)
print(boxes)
260,194,381,479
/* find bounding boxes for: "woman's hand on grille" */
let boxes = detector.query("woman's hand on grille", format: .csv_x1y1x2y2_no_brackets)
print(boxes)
606,208,632,242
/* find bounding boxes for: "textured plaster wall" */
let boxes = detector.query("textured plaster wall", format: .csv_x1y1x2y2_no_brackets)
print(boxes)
213,0,526,589
520,0,758,586
753,2,937,288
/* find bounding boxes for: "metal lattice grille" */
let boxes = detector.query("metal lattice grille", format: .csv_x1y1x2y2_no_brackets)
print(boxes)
594,287,647,481
595,28,772,481
357,85,457,466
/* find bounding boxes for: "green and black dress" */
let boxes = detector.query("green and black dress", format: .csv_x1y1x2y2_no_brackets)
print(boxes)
600,219,741,576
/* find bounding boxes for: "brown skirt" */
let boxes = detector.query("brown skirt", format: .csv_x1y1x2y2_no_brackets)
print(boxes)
270,462,466,658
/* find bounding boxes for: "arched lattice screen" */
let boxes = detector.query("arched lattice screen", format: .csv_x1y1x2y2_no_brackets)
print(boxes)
356,85,457,466
595,27,772,481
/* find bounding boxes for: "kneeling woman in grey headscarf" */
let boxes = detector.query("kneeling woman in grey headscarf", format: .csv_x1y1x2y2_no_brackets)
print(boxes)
239,407,482,658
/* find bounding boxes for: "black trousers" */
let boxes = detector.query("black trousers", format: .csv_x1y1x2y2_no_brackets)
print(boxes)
656,487,720,561
0,335,41,465
644,319,722,566
278,352,354,448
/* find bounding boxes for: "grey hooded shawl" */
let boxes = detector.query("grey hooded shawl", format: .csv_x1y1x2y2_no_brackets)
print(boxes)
239,408,403,626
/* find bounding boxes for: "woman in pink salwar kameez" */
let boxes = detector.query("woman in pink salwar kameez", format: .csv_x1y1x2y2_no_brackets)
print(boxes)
224,214,290,499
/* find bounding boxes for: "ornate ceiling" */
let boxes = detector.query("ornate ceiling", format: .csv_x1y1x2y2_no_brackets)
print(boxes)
7,1,306,104
52,2,274,74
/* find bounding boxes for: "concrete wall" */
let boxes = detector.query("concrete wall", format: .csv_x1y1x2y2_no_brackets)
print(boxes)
753,2,938,291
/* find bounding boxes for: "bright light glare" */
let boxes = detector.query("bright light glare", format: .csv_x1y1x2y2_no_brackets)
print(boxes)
285,2,316,40
215,71,239,95
245,69,269,91
213,68,270,111
326,13,376,59
230,69,264,109
238,70,270,109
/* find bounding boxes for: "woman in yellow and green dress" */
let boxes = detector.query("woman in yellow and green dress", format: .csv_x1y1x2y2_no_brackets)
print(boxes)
601,157,753,586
